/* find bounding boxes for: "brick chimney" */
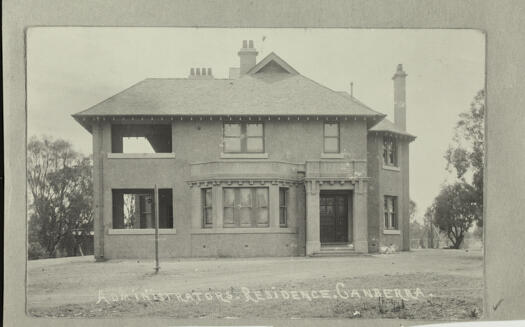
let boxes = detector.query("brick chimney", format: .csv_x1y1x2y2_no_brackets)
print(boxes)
392,64,407,131
238,40,258,76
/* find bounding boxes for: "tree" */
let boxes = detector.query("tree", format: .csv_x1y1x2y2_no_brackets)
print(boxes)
27,136,93,258
444,89,484,227
432,182,478,249
409,199,417,222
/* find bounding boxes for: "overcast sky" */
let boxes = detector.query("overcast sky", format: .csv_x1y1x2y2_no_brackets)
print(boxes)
27,28,485,221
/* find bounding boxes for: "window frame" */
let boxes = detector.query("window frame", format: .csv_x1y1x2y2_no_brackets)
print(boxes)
384,196,398,230
279,188,289,228
383,135,398,167
323,121,340,154
223,122,265,154
201,188,213,228
222,187,269,228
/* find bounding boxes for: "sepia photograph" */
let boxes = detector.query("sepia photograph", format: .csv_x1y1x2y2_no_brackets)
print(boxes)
23,27,488,323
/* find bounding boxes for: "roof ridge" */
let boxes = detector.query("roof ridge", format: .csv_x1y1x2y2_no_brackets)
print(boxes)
336,91,385,116
299,74,385,117
72,79,149,116
143,77,233,81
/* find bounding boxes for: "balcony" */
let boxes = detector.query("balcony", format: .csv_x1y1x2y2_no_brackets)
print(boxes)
305,159,367,180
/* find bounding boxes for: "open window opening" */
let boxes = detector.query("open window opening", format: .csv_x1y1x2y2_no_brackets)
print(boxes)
112,189,173,229
111,124,172,153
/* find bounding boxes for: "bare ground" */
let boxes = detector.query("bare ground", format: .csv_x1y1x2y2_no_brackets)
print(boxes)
27,249,483,320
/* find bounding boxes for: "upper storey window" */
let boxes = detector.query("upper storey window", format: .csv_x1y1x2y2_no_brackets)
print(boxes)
383,136,397,166
223,123,264,153
111,124,172,153
323,122,340,153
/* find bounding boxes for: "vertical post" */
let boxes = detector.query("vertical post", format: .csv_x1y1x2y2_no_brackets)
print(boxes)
154,184,160,273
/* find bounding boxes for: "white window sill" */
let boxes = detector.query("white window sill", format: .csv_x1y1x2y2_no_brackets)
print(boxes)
220,153,269,159
108,228,177,235
382,165,400,172
191,227,296,234
320,153,345,159
108,153,176,159
383,229,401,235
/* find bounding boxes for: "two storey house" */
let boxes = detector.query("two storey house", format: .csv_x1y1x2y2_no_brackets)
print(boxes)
73,40,415,259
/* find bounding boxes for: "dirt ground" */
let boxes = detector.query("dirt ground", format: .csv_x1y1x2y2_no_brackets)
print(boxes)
27,249,483,320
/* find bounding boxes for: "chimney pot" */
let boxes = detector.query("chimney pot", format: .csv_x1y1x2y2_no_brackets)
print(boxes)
207,68,212,76
196,68,201,76
202,67,206,75
248,40,254,48
190,68,195,76
243,40,248,48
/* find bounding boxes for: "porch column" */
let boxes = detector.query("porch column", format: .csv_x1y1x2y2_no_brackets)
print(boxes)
305,181,321,255
92,123,104,260
353,179,369,253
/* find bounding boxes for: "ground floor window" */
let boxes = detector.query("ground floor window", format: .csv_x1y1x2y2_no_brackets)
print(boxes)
384,196,398,230
202,188,213,228
279,188,288,227
112,189,173,229
223,187,269,228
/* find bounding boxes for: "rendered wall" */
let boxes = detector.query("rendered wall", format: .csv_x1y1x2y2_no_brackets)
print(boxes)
366,134,410,252
93,118,368,259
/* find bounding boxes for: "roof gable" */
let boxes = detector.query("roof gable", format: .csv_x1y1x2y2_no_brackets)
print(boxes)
247,52,299,75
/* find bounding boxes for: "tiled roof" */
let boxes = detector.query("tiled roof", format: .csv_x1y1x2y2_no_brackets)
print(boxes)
73,73,386,119
73,51,417,140
369,118,416,139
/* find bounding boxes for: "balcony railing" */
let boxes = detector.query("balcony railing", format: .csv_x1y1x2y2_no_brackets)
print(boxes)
305,159,367,179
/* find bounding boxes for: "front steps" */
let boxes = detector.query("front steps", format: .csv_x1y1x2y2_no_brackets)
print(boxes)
311,243,366,257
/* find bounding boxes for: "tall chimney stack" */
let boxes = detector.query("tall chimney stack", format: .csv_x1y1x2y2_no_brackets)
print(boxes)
392,64,407,131
238,40,258,76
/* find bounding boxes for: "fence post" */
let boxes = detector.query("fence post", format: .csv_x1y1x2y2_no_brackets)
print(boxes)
154,184,160,273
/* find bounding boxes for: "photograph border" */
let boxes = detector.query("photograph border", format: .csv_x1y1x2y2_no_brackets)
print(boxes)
4,0,525,326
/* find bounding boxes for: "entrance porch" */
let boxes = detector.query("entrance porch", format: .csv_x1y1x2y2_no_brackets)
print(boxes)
305,178,369,255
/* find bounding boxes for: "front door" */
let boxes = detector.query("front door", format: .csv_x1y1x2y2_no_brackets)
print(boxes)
320,193,348,243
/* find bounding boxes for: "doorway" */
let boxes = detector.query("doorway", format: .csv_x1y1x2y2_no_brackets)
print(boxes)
320,192,350,243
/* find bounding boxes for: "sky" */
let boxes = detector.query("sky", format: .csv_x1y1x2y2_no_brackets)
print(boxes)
27,28,485,221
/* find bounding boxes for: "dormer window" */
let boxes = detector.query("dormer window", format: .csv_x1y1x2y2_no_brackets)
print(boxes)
223,123,264,153
323,122,340,153
383,136,397,166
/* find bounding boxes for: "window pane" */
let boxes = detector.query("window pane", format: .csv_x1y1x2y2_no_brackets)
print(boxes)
239,188,252,207
324,138,339,153
384,212,389,228
324,123,339,137
205,189,212,206
246,138,264,153
205,208,213,225
279,189,286,206
223,208,234,225
223,188,235,207
224,123,241,137
240,208,252,226
224,138,241,152
247,123,263,136
280,208,287,226
256,188,268,207
256,208,269,226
